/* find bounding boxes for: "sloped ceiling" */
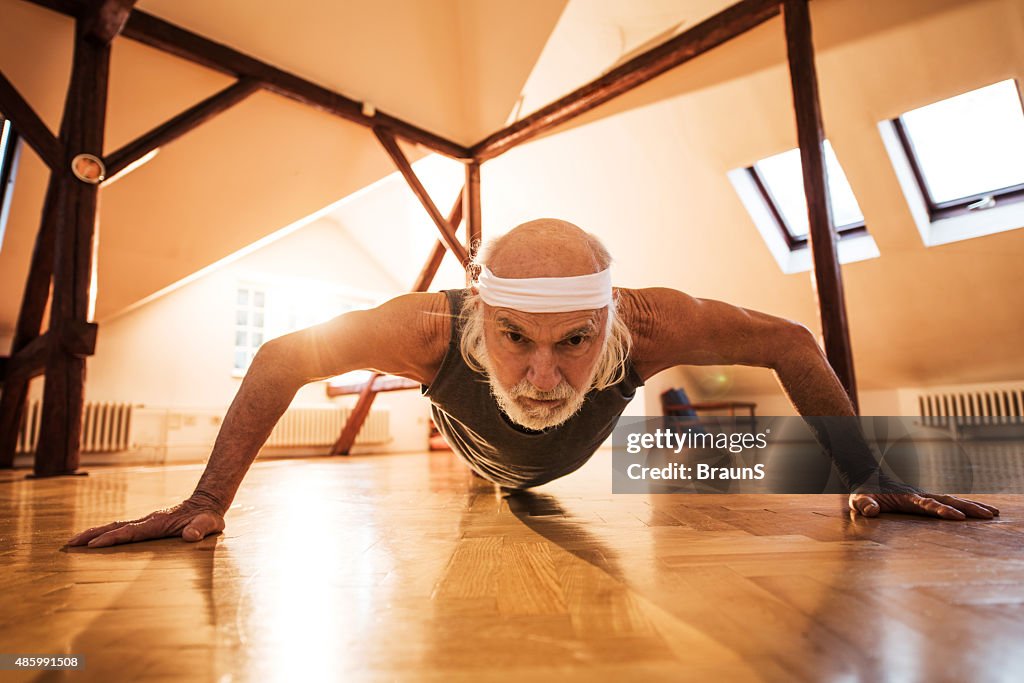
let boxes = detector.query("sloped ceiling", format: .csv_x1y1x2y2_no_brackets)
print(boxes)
133,0,569,147
0,0,718,327
472,0,1024,396
1,0,1023,400
0,0,569,325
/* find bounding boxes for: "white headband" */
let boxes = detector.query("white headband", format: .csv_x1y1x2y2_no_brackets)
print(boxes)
475,266,613,313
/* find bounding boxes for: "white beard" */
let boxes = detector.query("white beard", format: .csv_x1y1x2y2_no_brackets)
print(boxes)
476,343,596,431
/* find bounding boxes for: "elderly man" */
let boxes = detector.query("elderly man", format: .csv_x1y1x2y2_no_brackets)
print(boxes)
68,219,997,548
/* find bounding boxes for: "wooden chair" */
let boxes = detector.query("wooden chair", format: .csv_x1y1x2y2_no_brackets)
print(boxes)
660,387,756,419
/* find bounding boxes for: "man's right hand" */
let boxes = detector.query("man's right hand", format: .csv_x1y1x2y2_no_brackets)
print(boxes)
65,496,225,548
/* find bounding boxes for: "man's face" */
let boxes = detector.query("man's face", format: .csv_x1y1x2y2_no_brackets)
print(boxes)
478,305,608,430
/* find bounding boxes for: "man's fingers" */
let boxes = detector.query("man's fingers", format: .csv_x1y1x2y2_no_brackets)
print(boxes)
67,521,129,546
932,495,997,519
86,524,142,548
182,512,224,543
849,494,880,517
86,518,165,548
86,526,133,548
975,500,1000,516
70,503,227,549
906,494,966,520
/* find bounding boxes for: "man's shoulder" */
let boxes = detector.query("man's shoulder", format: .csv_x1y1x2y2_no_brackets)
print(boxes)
375,289,452,338
373,291,454,380
615,287,698,379
616,287,695,337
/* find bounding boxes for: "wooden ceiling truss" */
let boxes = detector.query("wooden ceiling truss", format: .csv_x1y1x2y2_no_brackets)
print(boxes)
0,0,857,473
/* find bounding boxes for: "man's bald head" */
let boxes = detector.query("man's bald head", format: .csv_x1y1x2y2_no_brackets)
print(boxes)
481,219,611,279
460,218,631,429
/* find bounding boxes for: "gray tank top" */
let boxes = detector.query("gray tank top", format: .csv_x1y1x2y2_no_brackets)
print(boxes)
422,288,645,489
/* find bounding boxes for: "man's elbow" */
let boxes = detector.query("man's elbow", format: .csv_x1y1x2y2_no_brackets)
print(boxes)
771,321,822,371
249,336,308,388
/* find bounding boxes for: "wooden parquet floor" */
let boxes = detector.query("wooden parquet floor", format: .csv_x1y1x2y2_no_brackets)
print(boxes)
1,450,1023,682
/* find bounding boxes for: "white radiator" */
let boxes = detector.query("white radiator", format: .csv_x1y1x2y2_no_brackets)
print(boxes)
17,401,133,454
266,406,390,447
918,386,1024,426
16,402,390,456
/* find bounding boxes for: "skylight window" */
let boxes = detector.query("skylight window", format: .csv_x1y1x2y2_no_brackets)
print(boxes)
0,117,22,250
749,141,865,245
879,79,1024,246
729,142,879,274
893,79,1024,218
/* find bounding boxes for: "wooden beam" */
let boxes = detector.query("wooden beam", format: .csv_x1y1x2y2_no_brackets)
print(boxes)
783,0,858,412
470,0,781,161
23,0,469,158
374,128,470,266
330,373,380,455
464,161,481,260
33,26,111,477
0,70,64,169
104,78,260,181
81,0,139,44
1,333,51,385
327,376,419,398
413,190,464,292
121,9,468,159
0,322,96,386
0,177,63,468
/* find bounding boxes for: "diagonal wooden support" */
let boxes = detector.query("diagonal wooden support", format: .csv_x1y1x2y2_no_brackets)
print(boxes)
374,127,470,266
23,0,471,159
0,175,63,469
413,191,463,292
329,374,380,456
783,0,858,413
1,332,52,386
471,0,781,161
1,322,99,384
104,77,260,181
464,161,482,280
0,70,64,169
331,190,465,456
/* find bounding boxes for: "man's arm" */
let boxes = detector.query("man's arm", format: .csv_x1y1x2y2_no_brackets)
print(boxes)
67,292,449,548
624,287,847,411
623,288,998,520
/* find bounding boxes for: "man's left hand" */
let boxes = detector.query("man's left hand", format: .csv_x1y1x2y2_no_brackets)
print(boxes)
849,492,999,520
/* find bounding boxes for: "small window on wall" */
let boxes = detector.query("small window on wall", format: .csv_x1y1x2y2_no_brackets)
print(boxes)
0,116,23,249
233,286,265,374
880,79,1024,246
729,140,879,274
231,279,379,377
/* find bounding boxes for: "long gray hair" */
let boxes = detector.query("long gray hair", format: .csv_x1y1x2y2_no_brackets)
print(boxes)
459,233,633,392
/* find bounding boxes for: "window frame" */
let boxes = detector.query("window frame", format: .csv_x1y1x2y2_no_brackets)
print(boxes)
745,164,868,250
0,117,23,247
889,80,1024,222
232,285,266,377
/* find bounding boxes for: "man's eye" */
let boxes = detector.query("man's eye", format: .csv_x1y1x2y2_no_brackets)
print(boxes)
506,332,524,343
564,335,587,347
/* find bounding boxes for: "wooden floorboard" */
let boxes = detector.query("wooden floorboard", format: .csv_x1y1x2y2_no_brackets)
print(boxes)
1,449,1023,682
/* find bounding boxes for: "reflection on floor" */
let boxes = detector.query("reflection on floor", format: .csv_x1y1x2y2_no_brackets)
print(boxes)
2,450,1023,682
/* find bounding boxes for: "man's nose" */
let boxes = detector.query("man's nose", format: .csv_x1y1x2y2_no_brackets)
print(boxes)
526,350,562,392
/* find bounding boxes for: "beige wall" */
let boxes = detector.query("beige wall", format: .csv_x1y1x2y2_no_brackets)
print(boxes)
33,216,435,454
0,0,433,329
476,0,1024,409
